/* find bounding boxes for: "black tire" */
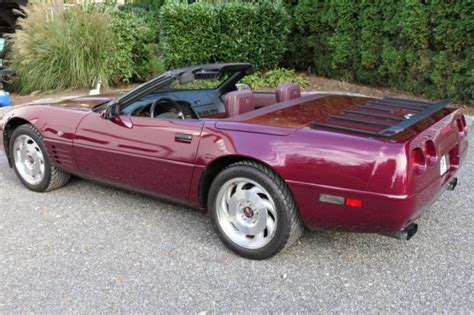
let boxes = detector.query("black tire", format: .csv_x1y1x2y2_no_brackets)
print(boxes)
208,160,304,260
9,124,70,192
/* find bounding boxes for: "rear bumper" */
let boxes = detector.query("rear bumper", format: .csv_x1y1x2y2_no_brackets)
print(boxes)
288,144,467,233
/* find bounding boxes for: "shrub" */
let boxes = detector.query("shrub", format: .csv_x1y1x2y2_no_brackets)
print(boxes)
284,1,474,104
217,3,258,65
159,1,289,70
124,0,165,12
160,3,220,69
9,1,118,94
241,68,309,90
111,7,163,82
8,1,165,93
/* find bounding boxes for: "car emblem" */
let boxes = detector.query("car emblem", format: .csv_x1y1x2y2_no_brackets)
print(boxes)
243,207,254,218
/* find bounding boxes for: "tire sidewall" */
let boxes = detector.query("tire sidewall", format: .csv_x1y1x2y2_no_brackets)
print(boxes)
208,164,292,259
9,125,52,192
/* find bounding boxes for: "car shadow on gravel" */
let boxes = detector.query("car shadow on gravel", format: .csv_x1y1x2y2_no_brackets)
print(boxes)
61,175,418,262
0,158,467,265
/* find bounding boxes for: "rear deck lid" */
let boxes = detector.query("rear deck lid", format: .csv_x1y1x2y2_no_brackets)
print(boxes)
225,94,454,140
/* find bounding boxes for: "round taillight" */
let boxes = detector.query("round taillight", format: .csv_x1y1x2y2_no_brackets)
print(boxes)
424,140,437,166
412,147,426,175
456,116,468,137
456,118,463,133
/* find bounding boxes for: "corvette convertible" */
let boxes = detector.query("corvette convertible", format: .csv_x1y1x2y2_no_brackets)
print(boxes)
0,63,468,259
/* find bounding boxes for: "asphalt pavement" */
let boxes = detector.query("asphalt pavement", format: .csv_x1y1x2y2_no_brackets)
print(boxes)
0,128,472,313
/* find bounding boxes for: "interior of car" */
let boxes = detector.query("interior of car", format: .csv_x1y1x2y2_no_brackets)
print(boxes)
119,65,302,121
120,82,302,120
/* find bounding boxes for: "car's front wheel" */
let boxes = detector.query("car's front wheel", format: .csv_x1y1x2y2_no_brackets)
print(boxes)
208,160,303,259
9,124,71,192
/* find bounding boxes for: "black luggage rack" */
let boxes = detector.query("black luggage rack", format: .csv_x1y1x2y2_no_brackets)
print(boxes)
312,97,452,137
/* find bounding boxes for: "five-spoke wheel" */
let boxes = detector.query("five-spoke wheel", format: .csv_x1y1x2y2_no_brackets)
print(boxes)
209,160,303,259
13,134,46,186
9,124,70,192
216,178,278,249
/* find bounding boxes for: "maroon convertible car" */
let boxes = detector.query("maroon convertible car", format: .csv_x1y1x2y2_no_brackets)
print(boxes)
0,63,468,259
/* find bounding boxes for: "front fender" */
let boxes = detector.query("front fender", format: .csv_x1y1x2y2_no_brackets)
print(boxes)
1,105,90,171
1,106,42,167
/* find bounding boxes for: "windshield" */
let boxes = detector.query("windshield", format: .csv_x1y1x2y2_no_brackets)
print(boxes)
113,63,255,110
159,72,231,91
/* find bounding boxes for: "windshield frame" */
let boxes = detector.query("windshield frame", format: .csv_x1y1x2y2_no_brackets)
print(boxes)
111,63,255,111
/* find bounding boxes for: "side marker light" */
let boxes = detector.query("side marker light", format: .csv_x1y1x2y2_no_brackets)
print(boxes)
319,194,363,208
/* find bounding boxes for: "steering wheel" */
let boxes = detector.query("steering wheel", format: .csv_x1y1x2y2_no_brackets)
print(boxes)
150,98,185,119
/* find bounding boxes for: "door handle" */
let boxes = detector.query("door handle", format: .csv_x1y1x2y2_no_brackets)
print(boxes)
175,133,193,143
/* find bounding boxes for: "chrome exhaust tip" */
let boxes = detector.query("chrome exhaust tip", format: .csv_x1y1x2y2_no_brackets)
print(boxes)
381,223,418,241
447,177,458,191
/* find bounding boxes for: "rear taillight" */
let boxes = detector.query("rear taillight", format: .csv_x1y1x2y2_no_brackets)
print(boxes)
456,118,464,133
449,144,460,168
424,140,437,166
412,147,426,175
458,115,468,136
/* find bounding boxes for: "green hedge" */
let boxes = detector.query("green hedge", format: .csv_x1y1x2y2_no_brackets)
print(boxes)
159,1,289,70
242,68,309,90
284,0,474,104
124,0,165,12
111,7,163,82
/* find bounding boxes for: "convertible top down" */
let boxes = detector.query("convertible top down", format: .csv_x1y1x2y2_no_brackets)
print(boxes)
0,63,468,259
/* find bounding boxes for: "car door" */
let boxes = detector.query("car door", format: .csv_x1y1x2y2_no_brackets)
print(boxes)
73,112,204,203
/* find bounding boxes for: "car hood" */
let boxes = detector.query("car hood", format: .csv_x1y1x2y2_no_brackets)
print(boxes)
28,93,121,110
0,93,122,130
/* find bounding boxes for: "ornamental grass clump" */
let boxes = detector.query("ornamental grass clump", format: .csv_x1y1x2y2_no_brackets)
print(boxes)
9,1,117,94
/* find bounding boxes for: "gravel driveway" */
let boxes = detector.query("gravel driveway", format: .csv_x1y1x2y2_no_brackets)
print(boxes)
0,130,472,313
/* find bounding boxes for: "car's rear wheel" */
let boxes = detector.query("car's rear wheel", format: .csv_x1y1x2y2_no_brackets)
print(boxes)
9,124,70,192
208,160,303,259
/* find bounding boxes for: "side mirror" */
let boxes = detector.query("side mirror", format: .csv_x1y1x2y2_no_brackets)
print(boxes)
100,102,120,120
100,102,133,129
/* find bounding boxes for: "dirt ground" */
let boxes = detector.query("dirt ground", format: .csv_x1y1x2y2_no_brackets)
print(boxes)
8,75,473,114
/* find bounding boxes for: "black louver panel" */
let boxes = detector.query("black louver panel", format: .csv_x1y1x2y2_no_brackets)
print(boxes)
312,97,451,138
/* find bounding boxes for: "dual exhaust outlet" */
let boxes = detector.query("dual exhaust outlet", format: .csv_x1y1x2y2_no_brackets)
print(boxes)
382,177,458,241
